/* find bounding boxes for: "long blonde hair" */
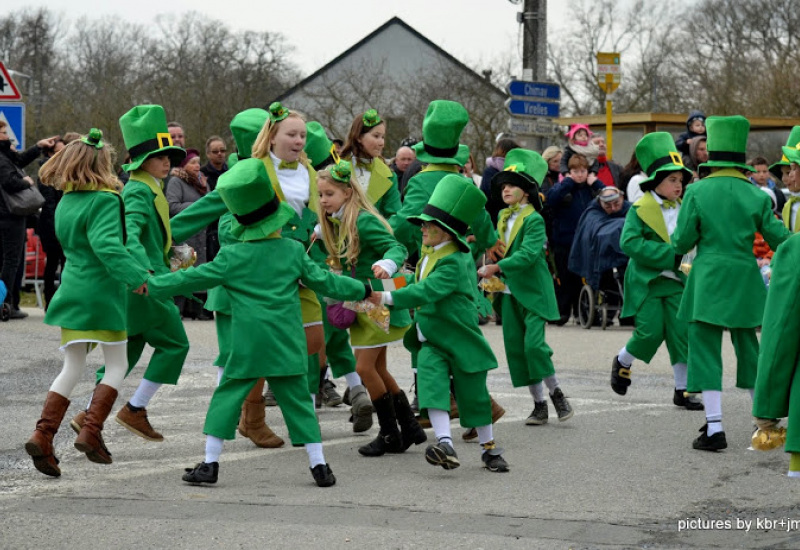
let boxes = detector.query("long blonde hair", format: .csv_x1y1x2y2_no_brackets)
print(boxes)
317,169,392,269
251,111,310,166
39,136,121,192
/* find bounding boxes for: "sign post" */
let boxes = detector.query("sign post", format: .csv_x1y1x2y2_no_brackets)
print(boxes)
504,80,561,142
596,52,621,159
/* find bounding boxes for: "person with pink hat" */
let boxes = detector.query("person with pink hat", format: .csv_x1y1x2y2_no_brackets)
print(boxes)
559,124,599,175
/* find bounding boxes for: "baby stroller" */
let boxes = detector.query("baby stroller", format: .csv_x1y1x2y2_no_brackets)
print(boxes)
0,281,9,322
567,203,629,330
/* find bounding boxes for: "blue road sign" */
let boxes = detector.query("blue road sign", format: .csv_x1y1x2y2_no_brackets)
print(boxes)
505,98,560,119
506,80,561,101
0,102,25,150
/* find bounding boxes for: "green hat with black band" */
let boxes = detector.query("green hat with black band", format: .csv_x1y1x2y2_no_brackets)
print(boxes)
216,158,295,242
635,132,692,192
408,173,486,252
699,115,754,173
305,121,339,171
119,105,186,172
770,126,800,176
412,100,471,166
491,148,546,210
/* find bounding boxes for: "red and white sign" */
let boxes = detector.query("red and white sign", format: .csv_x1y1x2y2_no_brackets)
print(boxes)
0,62,22,101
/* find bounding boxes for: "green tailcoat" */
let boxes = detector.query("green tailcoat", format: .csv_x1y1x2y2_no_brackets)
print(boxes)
620,193,686,318
147,238,367,379
391,249,497,374
44,190,149,331
389,167,497,257
496,206,559,321
123,171,181,334
753,234,800,453
338,211,411,328
672,170,790,327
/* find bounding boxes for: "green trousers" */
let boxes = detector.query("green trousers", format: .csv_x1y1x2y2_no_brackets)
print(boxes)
96,298,189,385
417,342,491,429
626,279,687,365
500,294,555,387
687,321,758,392
205,373,321,443
213,312,232,368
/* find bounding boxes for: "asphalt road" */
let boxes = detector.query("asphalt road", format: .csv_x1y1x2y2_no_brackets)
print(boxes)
1,307,798,549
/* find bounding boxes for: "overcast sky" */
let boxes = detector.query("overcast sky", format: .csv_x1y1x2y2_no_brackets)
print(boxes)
23,0,571,76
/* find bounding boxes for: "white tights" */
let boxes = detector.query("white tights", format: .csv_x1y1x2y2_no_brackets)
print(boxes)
49,343,127,397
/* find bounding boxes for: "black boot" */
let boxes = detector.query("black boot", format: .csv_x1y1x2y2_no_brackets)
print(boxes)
393,390,427,451
358,393,403,457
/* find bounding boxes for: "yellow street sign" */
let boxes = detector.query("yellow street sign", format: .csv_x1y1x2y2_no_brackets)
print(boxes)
596,52,621,94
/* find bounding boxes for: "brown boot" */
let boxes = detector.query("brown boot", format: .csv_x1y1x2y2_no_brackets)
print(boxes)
238,378,284,448
74,384,118,464
25,391,70,477
115,403,164,441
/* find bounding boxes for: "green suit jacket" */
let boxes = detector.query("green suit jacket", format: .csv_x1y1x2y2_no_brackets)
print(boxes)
147,237,368,378
391,250,497,374
123,171,180,334
389,166,497,257
672,169,790,327
496,207,559,320
620,193,687,318
44,190,149,331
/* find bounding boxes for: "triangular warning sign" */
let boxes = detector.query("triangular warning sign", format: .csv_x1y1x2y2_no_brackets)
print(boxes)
0,62,22,101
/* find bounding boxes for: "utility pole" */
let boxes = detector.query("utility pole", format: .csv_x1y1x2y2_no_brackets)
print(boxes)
520,0,547,81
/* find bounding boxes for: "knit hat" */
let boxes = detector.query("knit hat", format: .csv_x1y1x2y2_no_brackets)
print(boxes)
490,148,546,210
179,148,200,168
229,108,269,165
566,124,593,141
409,173,486,252
699,116,754,173
412,100,470,166
635,132,692,191
120,105,186,171
216,158,295,242
305,121,338,170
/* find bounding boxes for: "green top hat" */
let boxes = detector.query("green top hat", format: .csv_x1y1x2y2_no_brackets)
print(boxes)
119,105,186,172
490,148,546,209
409,173,487,252
230,108,268,163
305,121,338,170
635,132,692,192
699,115,754,173
216,158,295,242
770,126,800,173
412,100,470,166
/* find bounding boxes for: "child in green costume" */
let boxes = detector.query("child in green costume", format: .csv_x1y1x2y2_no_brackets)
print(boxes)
371,175,509,473
611,132,703,411
147,159,372,487
478,148,574,425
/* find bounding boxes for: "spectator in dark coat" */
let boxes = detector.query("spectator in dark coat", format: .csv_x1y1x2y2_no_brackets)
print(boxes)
675,110,707,159
36,137,66,310
545,153,605,324
200,135,228,260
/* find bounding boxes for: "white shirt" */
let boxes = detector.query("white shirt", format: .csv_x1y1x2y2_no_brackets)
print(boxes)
651,191,681,282
353,158,373,193
270,152,309,217
626,172,647,203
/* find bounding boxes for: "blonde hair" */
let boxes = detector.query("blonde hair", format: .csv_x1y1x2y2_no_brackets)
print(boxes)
542,146,562,162
316,169,392,269
251,111,310,165
39,137,121,192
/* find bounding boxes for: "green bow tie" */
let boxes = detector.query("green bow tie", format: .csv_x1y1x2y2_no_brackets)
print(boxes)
279,160,298,170
662,200,678,209
507,203,522,213
328,216,341,227
421,245,434,256
789,195,800,205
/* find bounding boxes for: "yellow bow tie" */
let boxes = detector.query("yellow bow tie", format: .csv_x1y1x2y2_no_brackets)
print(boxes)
662,200,678,209
421,245,434,256
789,195,800,205
328,216,341,227
279,160,298,170
507,203,522,213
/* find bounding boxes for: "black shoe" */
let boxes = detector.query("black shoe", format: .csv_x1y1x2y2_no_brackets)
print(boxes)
182,461,219,484
425,440,460,470
478,314,490,326
550,388,574,421
610,356,631,395
481,446,509,473
526,401,549,425
310,463,336,487
674,389,704,411
693,424,727,451
8,307,28,320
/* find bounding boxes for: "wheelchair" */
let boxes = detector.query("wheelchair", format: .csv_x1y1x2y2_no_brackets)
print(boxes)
577,265,626,330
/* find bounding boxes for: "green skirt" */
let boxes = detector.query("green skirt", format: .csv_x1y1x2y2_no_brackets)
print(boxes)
350,312,409,349
60,328,126,350
300,287,323,326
